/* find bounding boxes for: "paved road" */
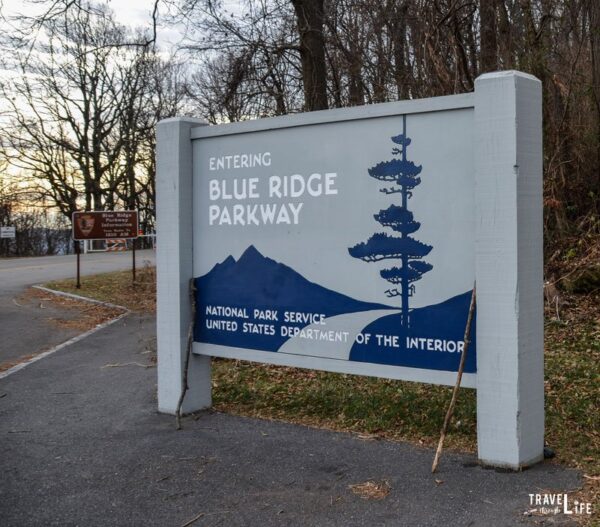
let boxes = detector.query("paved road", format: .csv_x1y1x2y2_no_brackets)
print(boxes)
0,250,155,294
0,250,155,365
0,314,582,526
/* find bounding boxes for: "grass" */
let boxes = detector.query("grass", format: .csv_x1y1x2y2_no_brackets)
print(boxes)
45,264,156,313
211,360,478,451
543,295,600,474
46,267,599,480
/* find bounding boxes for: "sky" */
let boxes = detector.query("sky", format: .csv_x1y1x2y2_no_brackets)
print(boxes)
0,0,188,180
0,0,186,50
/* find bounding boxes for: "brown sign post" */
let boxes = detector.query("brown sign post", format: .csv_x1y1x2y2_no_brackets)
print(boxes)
72,211,139,288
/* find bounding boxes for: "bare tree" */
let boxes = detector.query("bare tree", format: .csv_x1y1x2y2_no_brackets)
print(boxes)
175,0,598,260
480,0,498,72
2,1,180,230
175,0,303,121
4,0,597,258
290,0,328,110
0,173,72,257
589,0,600,193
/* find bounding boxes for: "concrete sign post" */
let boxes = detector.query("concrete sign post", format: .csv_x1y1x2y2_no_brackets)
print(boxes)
474,72,544,467
156,71,543,469
156,118,212,414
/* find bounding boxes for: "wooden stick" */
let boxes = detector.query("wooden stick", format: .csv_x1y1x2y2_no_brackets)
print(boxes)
175,279,196,430
180,510,230,527
180,512,204,527
431,284,477,473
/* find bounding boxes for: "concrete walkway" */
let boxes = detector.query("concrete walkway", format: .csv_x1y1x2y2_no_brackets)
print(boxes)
0,313,581,527
0,250,154,365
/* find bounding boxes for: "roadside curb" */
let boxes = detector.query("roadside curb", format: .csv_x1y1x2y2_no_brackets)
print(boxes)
31,285,128,312
0,286,130,380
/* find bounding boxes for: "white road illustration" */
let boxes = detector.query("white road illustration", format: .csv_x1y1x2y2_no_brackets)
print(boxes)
278,309,399,360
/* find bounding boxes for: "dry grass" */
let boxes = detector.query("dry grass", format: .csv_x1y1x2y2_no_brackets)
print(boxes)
45,264,156,312
543,291,600,474
542,291,600,524
23,288,123,331
0,352,42,373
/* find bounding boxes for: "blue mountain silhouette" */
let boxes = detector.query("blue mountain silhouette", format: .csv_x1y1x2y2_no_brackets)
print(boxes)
194,245,392,351
350,290,476,373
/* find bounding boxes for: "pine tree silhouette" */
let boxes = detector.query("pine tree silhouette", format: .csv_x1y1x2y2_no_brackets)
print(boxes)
349,115,432,328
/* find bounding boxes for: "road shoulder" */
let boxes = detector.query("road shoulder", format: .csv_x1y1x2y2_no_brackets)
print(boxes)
0,314,582,526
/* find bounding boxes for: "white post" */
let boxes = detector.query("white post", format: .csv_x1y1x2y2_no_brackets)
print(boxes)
474,71,544,468
156,117,211,414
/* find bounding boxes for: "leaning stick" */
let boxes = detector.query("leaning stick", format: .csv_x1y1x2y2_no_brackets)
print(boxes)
431,284,477,473
175,279,196,430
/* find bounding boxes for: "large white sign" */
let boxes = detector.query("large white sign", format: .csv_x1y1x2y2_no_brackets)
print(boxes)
156,71,544,469
192,108,476,387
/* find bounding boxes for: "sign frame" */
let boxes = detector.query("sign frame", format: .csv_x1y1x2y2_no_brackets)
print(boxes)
156,71,544,469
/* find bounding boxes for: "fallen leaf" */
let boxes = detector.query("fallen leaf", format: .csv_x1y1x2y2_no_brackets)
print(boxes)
349,480,391,500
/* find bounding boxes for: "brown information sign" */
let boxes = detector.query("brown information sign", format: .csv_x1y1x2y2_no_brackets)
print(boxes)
72,211,138,240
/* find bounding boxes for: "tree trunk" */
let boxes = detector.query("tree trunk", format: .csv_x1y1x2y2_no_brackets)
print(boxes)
480,0,498,73
291,0,329,111
497,0,512,68
392,2,409,99
347,40,364,106
590,0,600,199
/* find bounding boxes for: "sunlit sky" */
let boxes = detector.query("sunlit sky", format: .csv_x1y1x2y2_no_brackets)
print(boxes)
0,0,193,181
1,0,186,49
